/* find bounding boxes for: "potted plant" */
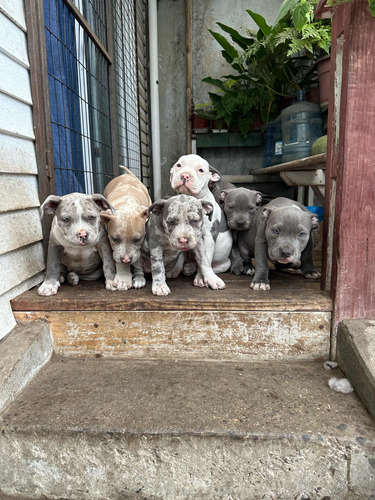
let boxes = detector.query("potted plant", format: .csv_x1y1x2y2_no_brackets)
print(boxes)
196,0,332,132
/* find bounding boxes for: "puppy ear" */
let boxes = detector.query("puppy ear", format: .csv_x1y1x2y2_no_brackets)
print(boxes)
209,164,222,184
140,208,149,220
311,214,319,230
91,194,117,215
262,207,272,219
201,200,214,221
255,192,262,206
100,209,116,224
148,200,166,216
219,190,228,201
40,195,63,218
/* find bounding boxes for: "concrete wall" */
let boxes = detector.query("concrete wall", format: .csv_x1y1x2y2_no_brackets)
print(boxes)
157,0,284,196
0,1,45,340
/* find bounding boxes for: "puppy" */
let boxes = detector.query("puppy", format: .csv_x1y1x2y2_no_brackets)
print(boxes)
38,193,116,296
238,197,320,290
169,154,232,287
101,167,151,290
219,187,262,275
144,194,226,296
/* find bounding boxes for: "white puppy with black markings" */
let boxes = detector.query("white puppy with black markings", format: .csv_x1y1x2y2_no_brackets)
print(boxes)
169,154,232,287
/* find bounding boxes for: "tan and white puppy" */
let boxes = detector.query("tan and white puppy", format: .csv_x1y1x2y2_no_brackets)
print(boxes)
101,167,151,290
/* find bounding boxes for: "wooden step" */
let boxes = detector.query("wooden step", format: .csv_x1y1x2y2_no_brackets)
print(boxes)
12,270,332,361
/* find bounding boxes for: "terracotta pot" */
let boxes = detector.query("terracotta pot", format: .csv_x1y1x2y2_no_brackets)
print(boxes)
192,114,210,133
212,119,228,132
317,54,331,106
307,88,320,105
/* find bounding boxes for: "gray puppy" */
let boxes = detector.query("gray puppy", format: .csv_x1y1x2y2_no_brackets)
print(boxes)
38,193,117,296
238,197,320,290
219,187,262,275
143,194,226,296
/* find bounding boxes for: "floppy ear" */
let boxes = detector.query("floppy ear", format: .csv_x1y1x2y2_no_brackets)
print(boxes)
201,200,214,221
311,214,319,230
255,192,262,205
139,207,149,220
91,194,116,215
148,200,166,217
219,190,228,201
208,164,222,184
262,207,272,219
40,195,63,218
100,209,116,224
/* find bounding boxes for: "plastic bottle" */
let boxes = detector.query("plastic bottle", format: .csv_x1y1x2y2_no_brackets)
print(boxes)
281,90,322,163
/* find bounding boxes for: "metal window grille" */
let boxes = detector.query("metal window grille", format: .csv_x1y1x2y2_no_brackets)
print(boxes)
43,0,150,195
112,0,142,178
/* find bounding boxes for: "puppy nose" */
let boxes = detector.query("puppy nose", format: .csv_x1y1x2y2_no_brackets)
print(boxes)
281,248,292,257
181,173,190,181
236,221,245,228
122,255,131,263
179,236,188,245
77,229,88,240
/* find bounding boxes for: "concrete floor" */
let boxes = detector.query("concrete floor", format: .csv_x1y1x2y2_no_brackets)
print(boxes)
1,356,375,499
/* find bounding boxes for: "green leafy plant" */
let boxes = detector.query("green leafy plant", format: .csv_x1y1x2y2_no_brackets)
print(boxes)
326,0,375,17
196,1,332,134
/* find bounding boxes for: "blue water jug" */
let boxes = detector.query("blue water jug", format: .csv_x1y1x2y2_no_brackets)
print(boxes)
281,90,322,163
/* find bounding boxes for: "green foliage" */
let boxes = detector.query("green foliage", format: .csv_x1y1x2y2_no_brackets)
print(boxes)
197,1,332,136
326,0,375,17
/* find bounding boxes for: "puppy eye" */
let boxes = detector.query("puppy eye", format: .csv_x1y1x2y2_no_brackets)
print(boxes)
191,219,200,225
133,237,141,243
62,217,71,223
248,207,254,211
227,204,234,210
198,168,204,173
88,215,96,221
111,236,121,243
272,228,279,235
176,163,182,168
299,231,307,238
167,220,175,226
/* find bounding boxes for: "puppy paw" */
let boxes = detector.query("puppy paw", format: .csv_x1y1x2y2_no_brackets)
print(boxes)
67,272,79,286
193,271,206,288
166,268,182,279
38,279,60,296
205,275,226,290
230,263,244,276
152,283,171,296
303,269,321,280
244,265,255,276
113,275,133,290
250,281,270,291
133,276,146,289
105,279,118,291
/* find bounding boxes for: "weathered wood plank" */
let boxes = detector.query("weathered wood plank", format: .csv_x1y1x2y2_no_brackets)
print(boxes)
0,242,44,295
0,93,34,139
0,133,37,174
0,174,40,212
14,309,330,360
0,52,32,104
0,12,29,67
11,273,332,313
0,208,43,255
250,154,326,175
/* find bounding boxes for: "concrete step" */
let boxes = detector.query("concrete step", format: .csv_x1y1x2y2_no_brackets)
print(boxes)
12,274,332,361
0,321,52,415
337,319,375,421
1,356,374,499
